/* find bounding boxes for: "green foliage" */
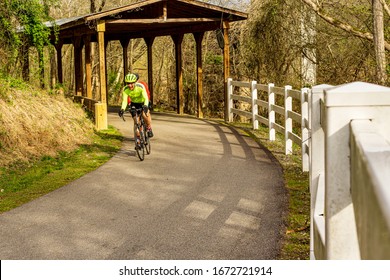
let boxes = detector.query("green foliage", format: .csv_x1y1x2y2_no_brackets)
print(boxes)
205,54,223,65
0,0,57,72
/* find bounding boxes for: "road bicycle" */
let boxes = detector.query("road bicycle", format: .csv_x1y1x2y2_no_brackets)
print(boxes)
122,107,151,161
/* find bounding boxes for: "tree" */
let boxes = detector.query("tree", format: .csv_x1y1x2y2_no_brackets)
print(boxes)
373,0,387,84
300,0,389,85
0,0,57,77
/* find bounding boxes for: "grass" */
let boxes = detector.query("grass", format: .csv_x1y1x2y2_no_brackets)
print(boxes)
0,126,122,214
227,121,310,260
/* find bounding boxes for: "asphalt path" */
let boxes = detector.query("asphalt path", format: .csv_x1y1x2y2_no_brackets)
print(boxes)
0,111,287,260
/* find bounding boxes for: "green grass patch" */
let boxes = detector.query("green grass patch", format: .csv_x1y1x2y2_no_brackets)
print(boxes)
228,121,310,260
0,126,123,214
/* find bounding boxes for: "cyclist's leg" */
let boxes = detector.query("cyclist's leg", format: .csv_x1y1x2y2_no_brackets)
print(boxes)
142,111,152,127
129,105,140,147
142,111,153,137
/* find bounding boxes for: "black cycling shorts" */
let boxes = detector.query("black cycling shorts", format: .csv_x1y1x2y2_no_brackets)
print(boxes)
128,102,144,117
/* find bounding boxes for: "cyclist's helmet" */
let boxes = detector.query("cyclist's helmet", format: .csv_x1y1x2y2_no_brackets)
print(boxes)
125,73,137,83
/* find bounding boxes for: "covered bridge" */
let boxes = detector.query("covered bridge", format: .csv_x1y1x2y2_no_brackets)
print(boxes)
40,0,248,129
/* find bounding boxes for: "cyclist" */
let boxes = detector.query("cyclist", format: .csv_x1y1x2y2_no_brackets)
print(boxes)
128,73,152,111
118,73,154,140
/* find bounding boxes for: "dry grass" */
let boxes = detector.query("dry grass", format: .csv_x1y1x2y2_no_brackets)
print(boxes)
0,82,94,167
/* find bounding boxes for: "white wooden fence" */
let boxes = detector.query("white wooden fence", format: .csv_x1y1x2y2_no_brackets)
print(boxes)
227,79,390,259
227,78,310,171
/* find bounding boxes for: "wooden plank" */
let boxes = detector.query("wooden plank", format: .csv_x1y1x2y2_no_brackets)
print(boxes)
255,114,268,126
231,80,251,88
120,38,130,77
73,36,83,96
194,32,204,118
144,37,155,106
272,122,284,134
172,34,184,114
271,104,285,115
223,20,230,121
273,86,285,96
86,0,162,21
288,131,302,146
231,94,251,103
106,18,220,24
55,42,63,84
231,108,252,119
98,21,107,105
255,84,268,92
288,89,301,100
84,35,92,99
288,110,302,124
256,99,268,109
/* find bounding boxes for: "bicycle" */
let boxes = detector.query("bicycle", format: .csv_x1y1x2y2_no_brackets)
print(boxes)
122,106,151,161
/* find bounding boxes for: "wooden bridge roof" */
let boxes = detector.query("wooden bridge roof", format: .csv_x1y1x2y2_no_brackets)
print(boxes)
50,0,247,44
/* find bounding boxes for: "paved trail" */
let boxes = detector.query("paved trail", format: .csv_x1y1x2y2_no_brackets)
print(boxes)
0,112,287,260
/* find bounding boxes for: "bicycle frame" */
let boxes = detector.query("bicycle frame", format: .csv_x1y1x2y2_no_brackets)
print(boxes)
121,107,151,161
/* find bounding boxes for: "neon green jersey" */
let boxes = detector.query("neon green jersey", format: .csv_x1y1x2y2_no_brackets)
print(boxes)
121,83,149,110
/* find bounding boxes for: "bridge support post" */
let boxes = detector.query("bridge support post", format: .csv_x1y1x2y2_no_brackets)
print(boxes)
97,20,108,130
223,21,230,121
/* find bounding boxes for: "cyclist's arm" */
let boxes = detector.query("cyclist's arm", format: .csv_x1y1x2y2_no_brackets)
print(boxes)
121,89,128,110
141,88,149,106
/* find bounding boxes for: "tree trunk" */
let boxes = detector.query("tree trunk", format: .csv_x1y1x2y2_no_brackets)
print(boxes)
372,0,387,85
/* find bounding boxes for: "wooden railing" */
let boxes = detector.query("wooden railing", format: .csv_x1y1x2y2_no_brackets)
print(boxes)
72,95,107,130
227,78,310,171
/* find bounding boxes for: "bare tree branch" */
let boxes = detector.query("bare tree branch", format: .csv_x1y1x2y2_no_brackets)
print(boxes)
300,0,390,51
379,0,390,17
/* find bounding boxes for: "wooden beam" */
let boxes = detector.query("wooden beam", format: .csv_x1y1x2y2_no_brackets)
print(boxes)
73,36,83,96
84,35,92,99
97,20,107,130
144,37,155,107
85,0,162,21
223,21,230,121
97,21,107,104
172,34,184,115
163,1,167,20
120,38,130,79
55,42,63,84
104,22,221,41
194,32,204,118
106,18,220,24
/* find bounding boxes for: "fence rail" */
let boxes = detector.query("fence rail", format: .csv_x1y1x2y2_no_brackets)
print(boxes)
227,78,310,171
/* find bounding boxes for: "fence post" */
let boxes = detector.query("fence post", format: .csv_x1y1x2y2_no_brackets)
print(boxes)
301,88,310,172
227,78,233,122
95,102,107,130
310,84,333,260
268,83,275,141
251,80,258,130
284,85,293,155
323,82,390,259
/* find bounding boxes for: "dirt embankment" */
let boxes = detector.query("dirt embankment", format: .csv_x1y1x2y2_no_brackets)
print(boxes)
0,85,94,167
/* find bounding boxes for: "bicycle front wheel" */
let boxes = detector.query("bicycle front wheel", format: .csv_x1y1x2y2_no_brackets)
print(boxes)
144,132,151,155
135,135,145,161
